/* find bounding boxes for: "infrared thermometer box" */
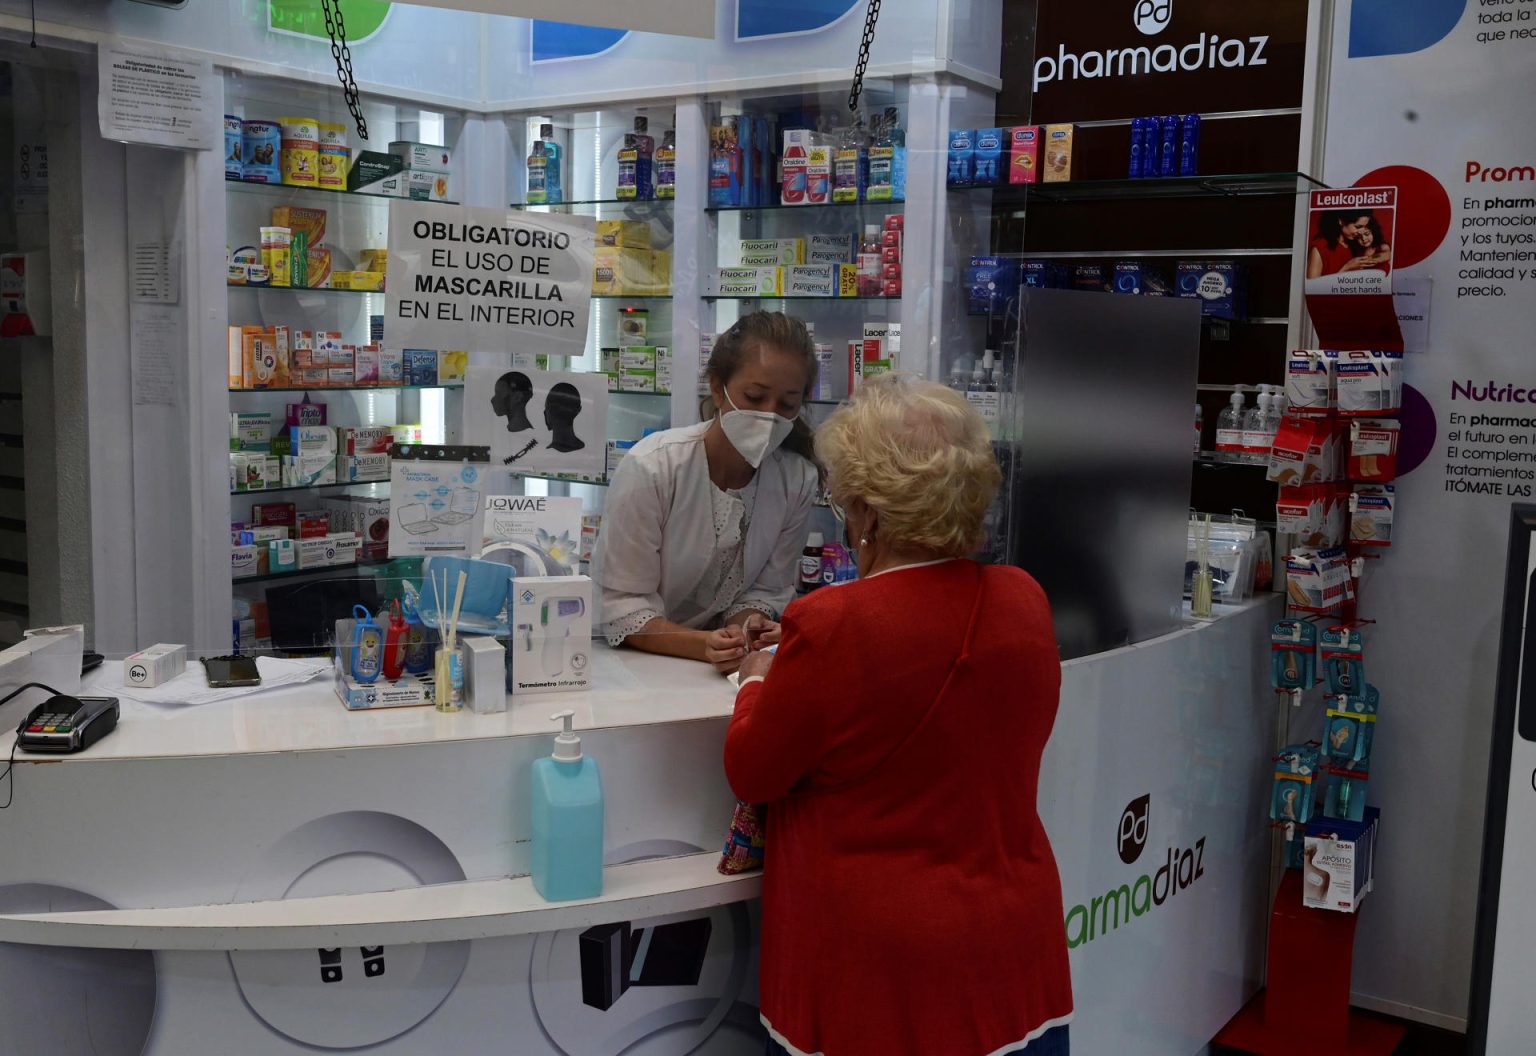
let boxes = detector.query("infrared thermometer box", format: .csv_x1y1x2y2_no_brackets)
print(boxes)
508,575,593,695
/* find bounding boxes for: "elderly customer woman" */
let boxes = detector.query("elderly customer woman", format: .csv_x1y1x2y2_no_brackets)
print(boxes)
725,375,1073,1056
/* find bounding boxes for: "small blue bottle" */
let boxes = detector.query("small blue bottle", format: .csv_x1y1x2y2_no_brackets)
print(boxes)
1179,113,1201,177
1157,115,1181,178
1128,118,1150,179
530,710,604,901
539,122,564,204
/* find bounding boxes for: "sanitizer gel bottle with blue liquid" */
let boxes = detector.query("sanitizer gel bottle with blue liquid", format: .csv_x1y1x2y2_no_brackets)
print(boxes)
530,710,604,901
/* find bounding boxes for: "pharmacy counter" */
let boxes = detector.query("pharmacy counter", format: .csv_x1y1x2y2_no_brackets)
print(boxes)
0,596,1280,1056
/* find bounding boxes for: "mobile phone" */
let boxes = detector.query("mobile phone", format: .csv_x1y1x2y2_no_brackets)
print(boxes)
201,654,262,688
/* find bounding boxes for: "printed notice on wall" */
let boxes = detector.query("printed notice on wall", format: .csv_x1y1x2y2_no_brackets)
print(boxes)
386,201,595,357
97,42,217,151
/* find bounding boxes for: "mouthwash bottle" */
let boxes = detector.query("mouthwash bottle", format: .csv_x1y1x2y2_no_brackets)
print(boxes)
539,123,563,204
656,128,676,199
526,141,548,205
868,112,895,202
617,116,655,201
833,115,869,203
886,105,907,201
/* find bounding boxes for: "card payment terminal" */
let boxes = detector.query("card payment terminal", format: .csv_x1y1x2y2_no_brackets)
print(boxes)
16,695,119,753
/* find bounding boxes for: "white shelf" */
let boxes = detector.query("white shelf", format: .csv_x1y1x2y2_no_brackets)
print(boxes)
0,851,759,951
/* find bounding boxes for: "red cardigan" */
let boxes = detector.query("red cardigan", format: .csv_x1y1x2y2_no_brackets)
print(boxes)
725,560,1073,1056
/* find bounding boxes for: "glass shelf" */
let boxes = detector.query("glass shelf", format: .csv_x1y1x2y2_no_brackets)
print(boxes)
592,294,672,301
231,480,389,497
703,294,897,302
512,472,609,486
233,555,413,585
1195,452,1270,467
227,283,383,297
226,177,458,207
509,198,673,210
230,384,462,395
707,199,905,214
608,390,672,398
962,171,1324,207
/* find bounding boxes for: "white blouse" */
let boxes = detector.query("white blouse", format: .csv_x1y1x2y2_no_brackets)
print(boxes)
592,421,819,645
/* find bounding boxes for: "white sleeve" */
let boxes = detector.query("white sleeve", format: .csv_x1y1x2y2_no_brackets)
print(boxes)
729,461,817,621
592,454,668,639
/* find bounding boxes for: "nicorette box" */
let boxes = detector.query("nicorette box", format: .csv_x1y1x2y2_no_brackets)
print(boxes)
508,576,593,695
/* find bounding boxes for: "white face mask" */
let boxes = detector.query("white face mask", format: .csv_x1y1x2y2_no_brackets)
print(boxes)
719,389,796,468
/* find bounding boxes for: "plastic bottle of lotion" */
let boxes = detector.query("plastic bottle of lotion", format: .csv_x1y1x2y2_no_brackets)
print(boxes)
530,710,603,901
1215,389,1245,461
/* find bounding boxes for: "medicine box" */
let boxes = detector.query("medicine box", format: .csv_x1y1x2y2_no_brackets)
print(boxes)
1303,808,1379,912
595,220,651,249
380,348,404,386
618,370,656,393
508,575,593,694
806,233,858,265
124,643,187,689
347,150,404,193
404,170,451,202
342,452,391,482
231,412,274,452
387,141,451,173
786,264,857,298
618,310,649,347
231,544,259,578
404,348,438,386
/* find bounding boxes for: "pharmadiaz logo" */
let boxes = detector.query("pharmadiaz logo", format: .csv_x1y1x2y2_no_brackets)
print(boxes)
1118,794,1150,865
1133,0,1173,36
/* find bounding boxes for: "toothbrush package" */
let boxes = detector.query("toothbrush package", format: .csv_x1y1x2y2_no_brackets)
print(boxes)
1270,619,1317,691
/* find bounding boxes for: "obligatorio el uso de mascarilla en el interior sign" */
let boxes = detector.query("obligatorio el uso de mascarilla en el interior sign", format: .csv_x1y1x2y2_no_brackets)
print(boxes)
385,203,595,355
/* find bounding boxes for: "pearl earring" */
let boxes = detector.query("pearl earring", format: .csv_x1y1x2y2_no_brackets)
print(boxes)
859,536,869,546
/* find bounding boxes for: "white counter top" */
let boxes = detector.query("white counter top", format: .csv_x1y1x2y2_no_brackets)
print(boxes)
26,645,736,762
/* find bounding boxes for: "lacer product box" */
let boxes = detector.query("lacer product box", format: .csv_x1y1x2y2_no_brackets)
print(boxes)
124,643,187,689
786,264,857,297
1043,124,1076,182
713,266,784,296
1009,126,1041,184
738,238,804,266
508,575,593,694
1303,808,1379,912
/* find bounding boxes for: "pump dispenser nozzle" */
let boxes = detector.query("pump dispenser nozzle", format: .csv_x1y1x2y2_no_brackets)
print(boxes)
551,709,582,761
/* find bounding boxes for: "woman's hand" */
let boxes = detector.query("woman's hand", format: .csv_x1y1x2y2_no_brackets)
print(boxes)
737,647,775,682
741,612,782,649
705,625,750,673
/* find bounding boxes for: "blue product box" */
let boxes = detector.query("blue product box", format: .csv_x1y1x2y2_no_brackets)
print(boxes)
1303,807,1379,911
966,255,1020,315
1179,113,1201,177
947,129,975,187
1176,261,1248,320
1020,260,1070,289
1128,117,1151,179
404,348,438,386
1113,261,1169,295
972,128,1005,186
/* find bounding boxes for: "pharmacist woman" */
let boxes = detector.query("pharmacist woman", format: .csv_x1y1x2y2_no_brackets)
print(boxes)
592,311,820,674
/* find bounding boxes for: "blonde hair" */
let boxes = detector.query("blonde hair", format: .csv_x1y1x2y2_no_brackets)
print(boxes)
818,374,1001,557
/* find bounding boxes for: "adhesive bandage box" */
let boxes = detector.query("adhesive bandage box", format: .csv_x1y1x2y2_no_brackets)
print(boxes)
1286,350,1336,415
1335,350,1402,417
1303,809,1378,912
508,576,593,694
124,643,187,689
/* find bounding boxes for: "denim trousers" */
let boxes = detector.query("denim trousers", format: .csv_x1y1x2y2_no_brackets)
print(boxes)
765,1023,1069,1056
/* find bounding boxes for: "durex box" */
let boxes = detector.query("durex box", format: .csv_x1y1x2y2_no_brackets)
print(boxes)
508,576,593,694
973,128,1005,186
1043,123,1077,182
1010,126,1041,184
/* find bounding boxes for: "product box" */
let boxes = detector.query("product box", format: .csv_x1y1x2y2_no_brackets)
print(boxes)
252,501,297,527
123,643,187,689
404,169,452,202
288,450,337,487
380,348,404,386
947,129,975,187
285,399,327,429
713,266,784,297
322,495,391,557
315,331,344,368
295,368,329,388
738,238,804,267
1284,547,1353,614
231,544,260,578
580,513,602,564
270,206,327,247
1350,484,1395,548
1113,261,1169,295
291,331,316,369
606,440,636,477
354,345,380,385
508,575,593,694
240,327,279,389
230,412,274,452
619,347,657,370
336,426,394,456
438,350,468,385
655,346,672,394
1177,261,1248,320
973,128,1005,186
1269,415,1341,486
1072,265,1107,292
347,151,406,195
1303,808,1379,912
332,615,436,709
461,636,508,714
618,370,656,393
805,144,833,206
710,119,745,208
1276,484,1345,548
786,263,857,298
595,219,651,250
1335,350,1403,417
1009,126,1041,184
1348,419,1400,481
1021,260,1071,289
331,270,386,292
592,247,671,296
851,322,900,392
618,310,648,347
296,511,331,539
1043,124,1076,182
388,140,451,173
1286,350,1336,414
807,233,857,265
404,348,439,386
967,256,1020,316
600,347,622,375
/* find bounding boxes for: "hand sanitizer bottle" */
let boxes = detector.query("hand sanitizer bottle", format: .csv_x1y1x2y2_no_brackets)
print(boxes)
1242,387,1271,465
530,710,603,901
1215,388,1245,461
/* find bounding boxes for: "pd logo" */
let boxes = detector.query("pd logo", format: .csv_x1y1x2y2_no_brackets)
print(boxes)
1133,0,1172,35
1117,794,1150,865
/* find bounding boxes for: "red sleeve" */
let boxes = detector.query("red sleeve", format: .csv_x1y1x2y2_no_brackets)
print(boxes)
723,604,836,803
